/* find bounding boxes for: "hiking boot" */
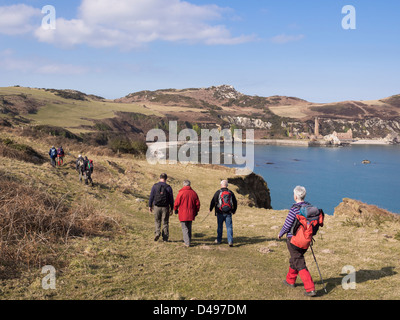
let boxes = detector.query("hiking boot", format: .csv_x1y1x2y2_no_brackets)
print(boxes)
228,243,233,247
154,234,160,241
214,239,221,244
282,280,295,288
304,290,317,297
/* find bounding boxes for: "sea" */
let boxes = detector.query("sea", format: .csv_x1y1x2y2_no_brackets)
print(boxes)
152,140,399,215
248,144,400,215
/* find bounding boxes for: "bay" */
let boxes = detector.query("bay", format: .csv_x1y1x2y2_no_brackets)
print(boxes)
250,144,400,215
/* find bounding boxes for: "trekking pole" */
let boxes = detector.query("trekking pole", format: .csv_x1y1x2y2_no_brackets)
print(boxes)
200,211,211,224
310,243,328,294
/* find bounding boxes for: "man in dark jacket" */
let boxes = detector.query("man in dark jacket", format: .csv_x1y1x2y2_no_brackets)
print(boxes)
49,146,57,167
83,156,93,186
209,180,237,247
174,180,200,247
149,173,174,242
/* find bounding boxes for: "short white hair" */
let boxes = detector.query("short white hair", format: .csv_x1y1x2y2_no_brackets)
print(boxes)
183,180,191,186
221,180,228,188
294,186,306,200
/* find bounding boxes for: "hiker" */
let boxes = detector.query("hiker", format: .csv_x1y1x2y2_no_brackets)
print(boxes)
57,146,65,166
209,180,237,247
278,186,322,297
149,173,174,242
174,180,200,247
49,146,57,167
76,155,85,183
83,156,94,186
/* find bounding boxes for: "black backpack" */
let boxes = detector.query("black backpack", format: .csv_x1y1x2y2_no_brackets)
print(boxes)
154,183,169,207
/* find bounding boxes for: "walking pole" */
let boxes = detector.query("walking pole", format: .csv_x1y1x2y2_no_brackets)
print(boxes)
310,243,328,293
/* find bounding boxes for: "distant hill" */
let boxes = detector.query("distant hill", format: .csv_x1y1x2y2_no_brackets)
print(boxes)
1,85,400,143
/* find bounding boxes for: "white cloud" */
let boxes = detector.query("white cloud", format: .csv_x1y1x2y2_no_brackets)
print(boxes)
33,0,255,49
270,34,305,44
0,4,41,35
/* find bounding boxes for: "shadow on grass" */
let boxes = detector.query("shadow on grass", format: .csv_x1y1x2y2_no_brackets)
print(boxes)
191,235,279,247
315,266,397,296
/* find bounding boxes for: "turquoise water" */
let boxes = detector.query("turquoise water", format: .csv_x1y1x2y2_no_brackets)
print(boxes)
250,145,400,215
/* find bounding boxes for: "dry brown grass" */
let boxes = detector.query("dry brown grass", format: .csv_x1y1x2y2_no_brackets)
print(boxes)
0,171,118,278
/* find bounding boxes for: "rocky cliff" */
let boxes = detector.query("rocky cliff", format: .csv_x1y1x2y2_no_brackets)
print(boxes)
228,173,272,209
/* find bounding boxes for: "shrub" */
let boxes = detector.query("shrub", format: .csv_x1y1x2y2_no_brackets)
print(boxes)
33,125,83,142
0,172,118,276
0,138,45,164
108,138,148,155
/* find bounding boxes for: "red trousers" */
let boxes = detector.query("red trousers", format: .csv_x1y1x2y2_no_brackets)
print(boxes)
286,239,315,292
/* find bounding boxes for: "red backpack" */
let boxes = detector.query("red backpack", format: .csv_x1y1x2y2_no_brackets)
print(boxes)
290,204,324,250
217,190,233,213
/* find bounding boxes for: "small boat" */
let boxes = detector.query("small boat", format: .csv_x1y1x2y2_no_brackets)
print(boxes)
362,160,371,164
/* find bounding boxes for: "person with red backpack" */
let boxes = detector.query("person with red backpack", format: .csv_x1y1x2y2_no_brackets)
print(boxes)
83,156,94,186
209,180,237,247
278,186,324,297
56,146,65,166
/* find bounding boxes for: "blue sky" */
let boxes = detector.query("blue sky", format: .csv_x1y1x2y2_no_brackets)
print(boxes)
0,0,399,102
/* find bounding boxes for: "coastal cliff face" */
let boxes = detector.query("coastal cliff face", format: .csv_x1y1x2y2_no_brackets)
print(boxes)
314,118,400,140
228,173,272,209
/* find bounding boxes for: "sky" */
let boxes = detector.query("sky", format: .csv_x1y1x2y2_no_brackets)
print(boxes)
0,0,399,103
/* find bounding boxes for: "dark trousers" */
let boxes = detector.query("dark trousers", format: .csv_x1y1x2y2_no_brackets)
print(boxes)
286,238,315,292
85,170,93,185
154,206,170,241
287,238,308,271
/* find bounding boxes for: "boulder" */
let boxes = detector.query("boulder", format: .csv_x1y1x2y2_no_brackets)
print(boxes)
228,173,272,209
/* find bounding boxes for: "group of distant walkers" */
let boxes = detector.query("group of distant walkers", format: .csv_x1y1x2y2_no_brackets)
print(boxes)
76,154,94,186
148,174,324,297
48,146,94,186
48,145,65,167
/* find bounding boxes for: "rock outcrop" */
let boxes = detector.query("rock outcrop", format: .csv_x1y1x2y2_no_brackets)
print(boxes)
228,173,272,209
334,198,396,218
212,85,243,100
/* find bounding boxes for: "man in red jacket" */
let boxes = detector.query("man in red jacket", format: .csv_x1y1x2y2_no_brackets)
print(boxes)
174,180,201,247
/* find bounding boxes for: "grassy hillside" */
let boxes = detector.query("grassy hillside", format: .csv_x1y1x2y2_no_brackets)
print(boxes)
0,129,399,300
0,87,162,133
